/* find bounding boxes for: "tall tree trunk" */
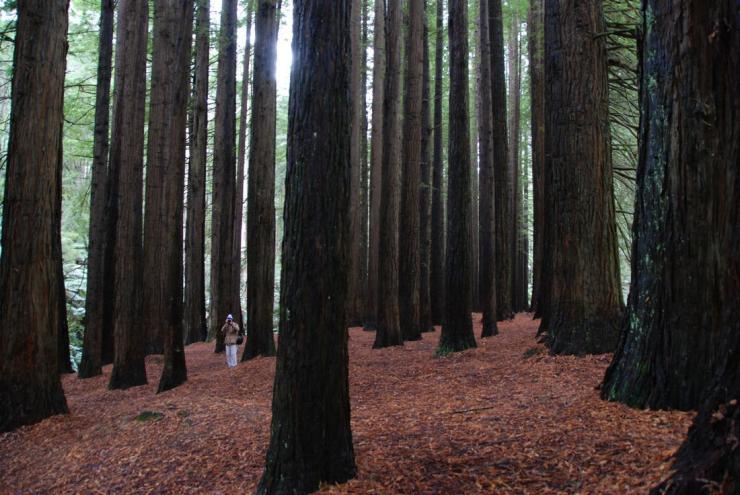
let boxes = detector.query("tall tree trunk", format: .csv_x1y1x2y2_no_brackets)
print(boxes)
602,0,739,410
0,0,70,431
538,0,622,355
143,0,192,359
184,0,209,345
418,1,433,333
209,0,239,354
256,1,356,491
79,0,115,378
528,0,544,315
439,0,476,352
143,0,193,392
399,0,424,342
469,2,479,313
234,1,254,335
478,0,498,338
108,0,149,390
508,11,526,313
359,0,370,328
373,0,404,349
347,0,363,326
429,0,445,326
243,0,280,360
364,0,385,330
489,0,512,321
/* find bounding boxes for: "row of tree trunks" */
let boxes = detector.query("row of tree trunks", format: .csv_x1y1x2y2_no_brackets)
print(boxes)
373,0,404,349
256,1,356,491
440,0,476,352
528,0,544,315
508,10,527,313
429,0,445,327
244,0,280,360
209,0,239,354
539,0,622,355
398,0,425,342
477,0,498,338
489,0,512,321
108,0,149,390
79,0,115,378
233,1,253,346
364,0,385,331
0,0,70,431
418,3,433,334
184,0,210,346
145,0,193,392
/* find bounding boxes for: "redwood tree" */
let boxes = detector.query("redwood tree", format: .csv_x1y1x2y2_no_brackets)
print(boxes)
79,0,115,378
478,0,498,338
489,0,512,321
373,0,404,349
399,0,425,342
528,0,544,314
256,1,356,491
184,0,209,345
143,0,193,392
244,0,280,360
0,0,70,432
539,0,622,355
429,0,445,326
108,0,149,390
439,0,476,353
602,0,739,411
418,2,433,334
364,0,385,330
209,0,240,354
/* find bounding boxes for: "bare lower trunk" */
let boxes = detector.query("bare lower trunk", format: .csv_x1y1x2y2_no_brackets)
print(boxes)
256,2,356,491
243,0,280,360
108,0,149,390
528,0,544,315
418,3,433,334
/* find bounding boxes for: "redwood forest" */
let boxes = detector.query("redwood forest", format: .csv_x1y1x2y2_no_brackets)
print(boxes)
0,0,738,493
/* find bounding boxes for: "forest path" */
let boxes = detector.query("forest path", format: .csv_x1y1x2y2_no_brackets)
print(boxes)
0,314,692,494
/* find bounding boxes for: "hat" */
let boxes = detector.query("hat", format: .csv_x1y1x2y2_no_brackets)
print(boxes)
227,314,233,321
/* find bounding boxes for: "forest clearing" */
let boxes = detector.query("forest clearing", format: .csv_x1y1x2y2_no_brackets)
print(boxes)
1,315,693,494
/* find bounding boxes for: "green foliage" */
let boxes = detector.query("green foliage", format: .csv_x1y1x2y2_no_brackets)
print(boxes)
134,411,165,422
434,345,454,358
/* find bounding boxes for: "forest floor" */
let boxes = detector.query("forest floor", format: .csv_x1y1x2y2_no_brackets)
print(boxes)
1,314,694,494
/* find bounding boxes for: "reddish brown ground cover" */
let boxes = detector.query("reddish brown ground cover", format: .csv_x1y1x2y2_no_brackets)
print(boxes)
0,314,692,494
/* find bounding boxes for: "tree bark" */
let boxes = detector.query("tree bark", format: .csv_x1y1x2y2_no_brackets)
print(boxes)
373,0,404,349
243,0,280,360
360,0,370,329
418,2,433,334
470,3,480,313
538,0,622,356
143,0,193,392
528,0,544,315
439,0,476,352
429,0,445,326
0,0,70,431
79,0,115,378
364,0,385,331
108,0,149,390
184,0,209,345
347,0,364,326
209,0,239,354
399,0,425,342
256,2,356,491
478,0,498,338
489,0,512,321
602,0,739,409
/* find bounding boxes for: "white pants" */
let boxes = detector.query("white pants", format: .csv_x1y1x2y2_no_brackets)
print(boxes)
225,344,238,368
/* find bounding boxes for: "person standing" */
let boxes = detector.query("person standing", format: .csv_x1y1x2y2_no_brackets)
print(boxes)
220,314,240,368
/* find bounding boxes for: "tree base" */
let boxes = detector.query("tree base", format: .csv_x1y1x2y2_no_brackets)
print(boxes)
541,309,620,355
373,325,403,348
77,358,102,379
481,319,499,338
108,363,147,390
652,399,739,495
0,379,68,432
